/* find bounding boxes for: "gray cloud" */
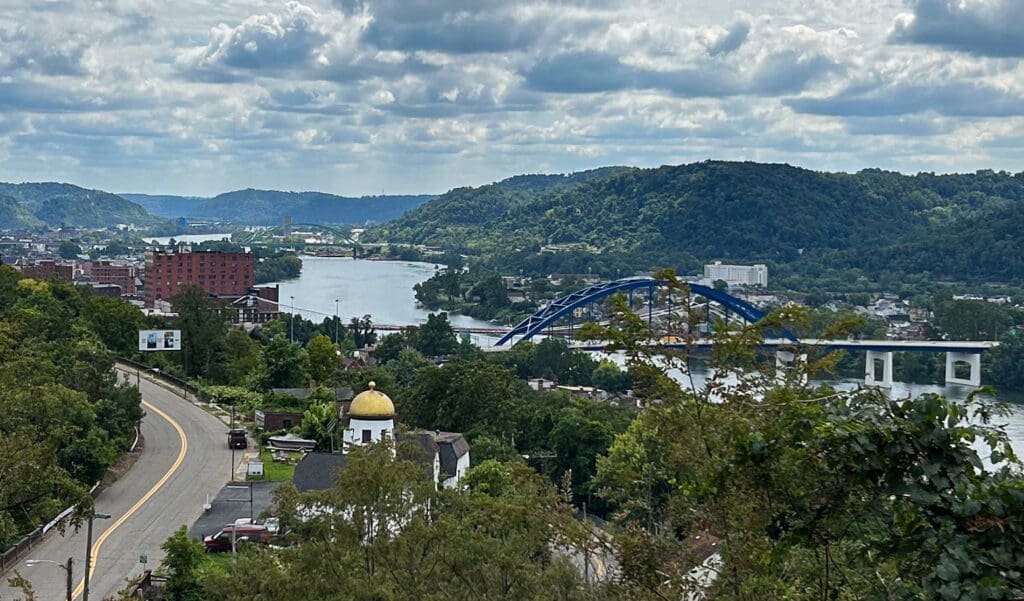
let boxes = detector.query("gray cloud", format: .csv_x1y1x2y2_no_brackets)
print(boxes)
524,49,839,97
0,28,92,76
787,82,1024,117
890,0,1024,57
707,20,751,56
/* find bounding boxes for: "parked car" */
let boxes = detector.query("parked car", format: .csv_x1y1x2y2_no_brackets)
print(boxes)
228,429,247,449
204,524,268,553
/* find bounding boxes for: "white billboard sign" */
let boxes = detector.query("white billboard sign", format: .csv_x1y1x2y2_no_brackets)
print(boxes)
139,329,182,351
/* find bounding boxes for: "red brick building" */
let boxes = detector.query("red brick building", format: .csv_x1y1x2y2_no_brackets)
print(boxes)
17,259,74,282
145,248,254,306
89,260,137,295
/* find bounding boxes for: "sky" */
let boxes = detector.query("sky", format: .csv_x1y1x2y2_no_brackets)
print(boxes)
0,0,1022,196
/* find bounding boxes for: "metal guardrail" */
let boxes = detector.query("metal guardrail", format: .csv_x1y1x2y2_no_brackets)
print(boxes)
117,358,211,403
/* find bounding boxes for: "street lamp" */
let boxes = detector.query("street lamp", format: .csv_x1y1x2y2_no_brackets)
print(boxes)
334,298,340,345
24,557,73,601
290,295,295,343
83,512,111,601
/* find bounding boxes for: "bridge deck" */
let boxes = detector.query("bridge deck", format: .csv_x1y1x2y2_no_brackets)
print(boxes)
566,338,998,354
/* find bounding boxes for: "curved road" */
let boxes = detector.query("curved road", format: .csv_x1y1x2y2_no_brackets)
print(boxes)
1,370,232,601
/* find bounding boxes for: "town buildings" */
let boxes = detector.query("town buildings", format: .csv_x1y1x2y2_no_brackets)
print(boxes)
702,261,768,287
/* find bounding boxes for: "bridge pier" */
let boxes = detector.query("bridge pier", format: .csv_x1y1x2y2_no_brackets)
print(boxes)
945,352,982,387
776,351,808,385
864,350,894,388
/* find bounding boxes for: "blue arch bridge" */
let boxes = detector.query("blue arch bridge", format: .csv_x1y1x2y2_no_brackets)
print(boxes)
488,277,998,388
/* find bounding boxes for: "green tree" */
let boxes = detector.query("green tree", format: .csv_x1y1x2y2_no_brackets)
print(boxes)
160,525,205,601
79,295,144,357
171,284,228,379
304,334,339,387
405,360,525,437
934,299,1014,340
58,240,82,259
591,360,631,393
263,336,306,389
414,312,457,357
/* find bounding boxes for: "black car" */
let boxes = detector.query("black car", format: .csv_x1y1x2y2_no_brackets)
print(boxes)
228,429,247,449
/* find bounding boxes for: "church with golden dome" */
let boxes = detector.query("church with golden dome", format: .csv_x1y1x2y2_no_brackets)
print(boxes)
293,381,471,492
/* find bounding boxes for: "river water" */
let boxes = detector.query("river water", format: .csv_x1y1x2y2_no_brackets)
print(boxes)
268,256,1024,456
266,256,496,330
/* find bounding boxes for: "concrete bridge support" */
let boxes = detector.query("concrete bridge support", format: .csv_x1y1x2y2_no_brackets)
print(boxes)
864,350,894,388
776,351,808,385
945,352,982,387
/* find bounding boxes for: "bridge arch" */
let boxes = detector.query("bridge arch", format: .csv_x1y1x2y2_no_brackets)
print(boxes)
496,276,787,346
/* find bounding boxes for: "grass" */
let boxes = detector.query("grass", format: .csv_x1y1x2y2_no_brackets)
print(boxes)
246,448,301,482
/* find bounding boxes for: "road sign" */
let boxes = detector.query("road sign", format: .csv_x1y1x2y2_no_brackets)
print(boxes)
139,555,147,564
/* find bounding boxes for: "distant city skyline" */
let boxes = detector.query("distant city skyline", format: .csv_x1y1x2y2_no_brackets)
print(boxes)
0,0,1021,196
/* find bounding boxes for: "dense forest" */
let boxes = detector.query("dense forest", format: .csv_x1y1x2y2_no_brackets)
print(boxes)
0,266,144,551
367,162,1024,287
0,182,160,229
184,189,435,225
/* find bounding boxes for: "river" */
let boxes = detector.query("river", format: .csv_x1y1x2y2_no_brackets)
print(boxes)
266,256,496,331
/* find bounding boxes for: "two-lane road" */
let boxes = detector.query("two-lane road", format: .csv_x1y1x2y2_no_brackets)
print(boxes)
1,370,232,600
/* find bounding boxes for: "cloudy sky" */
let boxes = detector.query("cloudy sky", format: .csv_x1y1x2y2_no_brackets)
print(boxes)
0,0,1022,196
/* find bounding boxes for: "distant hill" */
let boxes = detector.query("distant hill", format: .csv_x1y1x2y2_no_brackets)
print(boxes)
120,194,209,219
367,167,632,247
368,162,1024,284
0,182,160,229
0,194,44,231
183,189,436,225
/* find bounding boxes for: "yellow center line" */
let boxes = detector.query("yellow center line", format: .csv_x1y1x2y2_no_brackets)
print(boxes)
71,398,188,600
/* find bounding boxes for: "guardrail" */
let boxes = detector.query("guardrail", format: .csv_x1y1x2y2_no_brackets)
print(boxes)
0,421,141,574
116,358,210,404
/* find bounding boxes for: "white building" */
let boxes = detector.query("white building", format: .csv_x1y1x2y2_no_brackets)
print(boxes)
703,261,768,287
295,382,470,492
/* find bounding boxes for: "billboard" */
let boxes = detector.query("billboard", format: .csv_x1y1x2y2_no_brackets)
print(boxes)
139,329,182,351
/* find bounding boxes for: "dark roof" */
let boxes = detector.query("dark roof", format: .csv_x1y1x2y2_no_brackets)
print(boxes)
292,452,348,492
433,432,470,479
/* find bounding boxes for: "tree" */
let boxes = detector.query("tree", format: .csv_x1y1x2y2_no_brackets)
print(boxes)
591,360,631,393
348,315,377,348
160,525,205,601
405,360,525,438
171,284,228,379
304,334,339,387
414,312,457,357
586,270,1024,600
263,336,306,389
58,240,82,259
79,295,144,357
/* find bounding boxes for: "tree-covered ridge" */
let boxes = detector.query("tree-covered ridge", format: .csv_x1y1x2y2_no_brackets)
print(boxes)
0,182,161,229
0,266,143,550
0,194,44,230
369,161,1024,283
186,189,435,225
366,166,633,249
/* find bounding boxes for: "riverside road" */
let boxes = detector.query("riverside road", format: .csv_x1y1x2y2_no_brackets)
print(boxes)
0,369,231,601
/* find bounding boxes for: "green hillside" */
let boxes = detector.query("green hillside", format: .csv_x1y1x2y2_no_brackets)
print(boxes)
0,182,160,228
189,189,435,225
369,162,1024,284
120,193,209,218
0,194,44,231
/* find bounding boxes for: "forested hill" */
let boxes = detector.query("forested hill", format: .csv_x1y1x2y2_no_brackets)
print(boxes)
368,161,1024,283
369,166,631,244
0,182,160,229
184,189,435,225
120,193,209,219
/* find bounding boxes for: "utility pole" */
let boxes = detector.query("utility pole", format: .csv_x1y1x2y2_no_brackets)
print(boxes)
83,512,111,601
334,298,340,345
290,295,295,343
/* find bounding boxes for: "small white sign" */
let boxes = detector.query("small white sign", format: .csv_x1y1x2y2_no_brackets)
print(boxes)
247,461,264,477
138,329,182,351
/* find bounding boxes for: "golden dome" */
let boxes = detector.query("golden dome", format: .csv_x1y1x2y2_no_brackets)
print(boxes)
349,381,395,419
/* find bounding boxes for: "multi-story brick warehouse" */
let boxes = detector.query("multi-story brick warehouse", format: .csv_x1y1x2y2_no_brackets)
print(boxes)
89,260,138,295
144,248,254,306
16,259,74,282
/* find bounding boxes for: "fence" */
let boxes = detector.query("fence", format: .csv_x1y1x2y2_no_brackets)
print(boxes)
116,357,211,404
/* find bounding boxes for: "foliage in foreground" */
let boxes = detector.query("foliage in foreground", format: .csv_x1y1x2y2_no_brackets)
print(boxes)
587,270,1024,600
